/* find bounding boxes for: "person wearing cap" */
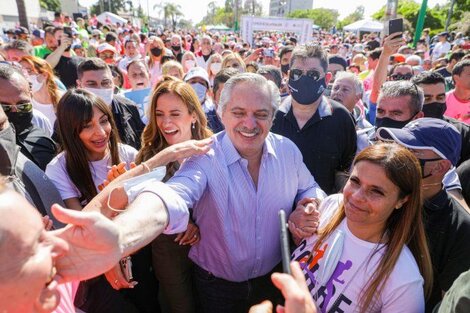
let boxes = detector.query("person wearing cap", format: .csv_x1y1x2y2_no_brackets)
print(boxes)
432,32,451,62
377,118,470,312
184,66,214,114
412,71,470,166
15,27,30,42
31,29,44,47
96,42,118,65
72,44,86,57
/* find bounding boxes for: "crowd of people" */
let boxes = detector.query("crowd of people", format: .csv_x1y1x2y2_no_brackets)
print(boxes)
1,10,470,313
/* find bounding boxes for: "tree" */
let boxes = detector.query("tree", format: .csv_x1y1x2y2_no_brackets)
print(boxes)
372,0,445,33
338,6,364,30
162,3,184,30
39,0,61,12
288,8,339,30
15,0,28,28
91,0,127,15
242,0,263,16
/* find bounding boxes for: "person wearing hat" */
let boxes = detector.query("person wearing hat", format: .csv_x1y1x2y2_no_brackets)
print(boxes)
15,27,30,42
377,118,470,312
31,29,44,47
432,32,451,62
184,66,214,114
96,42,118,65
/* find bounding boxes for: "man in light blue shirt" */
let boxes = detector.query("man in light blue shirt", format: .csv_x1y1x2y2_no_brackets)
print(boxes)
138,73,325,312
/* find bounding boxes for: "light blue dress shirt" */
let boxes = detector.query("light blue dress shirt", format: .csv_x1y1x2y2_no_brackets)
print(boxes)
142,131,326,282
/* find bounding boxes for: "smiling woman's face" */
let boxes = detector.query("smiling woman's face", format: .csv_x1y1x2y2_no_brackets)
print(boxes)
0,189,68,313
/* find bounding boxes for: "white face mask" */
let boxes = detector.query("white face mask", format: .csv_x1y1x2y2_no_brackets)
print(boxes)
184,60,196,70
210,62,222,75
84,87,114,105
190,83,207,103
29,74,44,93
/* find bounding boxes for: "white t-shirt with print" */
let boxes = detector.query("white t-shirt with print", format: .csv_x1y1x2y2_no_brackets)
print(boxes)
45,144,137,201
291,194,425,313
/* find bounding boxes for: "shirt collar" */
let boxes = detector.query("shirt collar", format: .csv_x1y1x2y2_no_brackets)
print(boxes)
219,131,276,166
424,188,449,211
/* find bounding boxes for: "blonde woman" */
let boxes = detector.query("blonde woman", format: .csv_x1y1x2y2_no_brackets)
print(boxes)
206,53,222,86
146,36,166,86
162,60,184,80
221,52,246,72
181,51,197,74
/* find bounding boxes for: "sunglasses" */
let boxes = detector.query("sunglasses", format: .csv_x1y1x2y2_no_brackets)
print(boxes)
289,69,322,81
390,73,413,81
1,102,33,113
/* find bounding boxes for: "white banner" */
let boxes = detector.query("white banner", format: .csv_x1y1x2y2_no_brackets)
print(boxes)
241,16,313,45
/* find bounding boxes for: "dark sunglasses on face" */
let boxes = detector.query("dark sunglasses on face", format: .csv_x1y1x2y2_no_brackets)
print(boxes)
289,68,322,81
1,102,33,113
390,73,413,81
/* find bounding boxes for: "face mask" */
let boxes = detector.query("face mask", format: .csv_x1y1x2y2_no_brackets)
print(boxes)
84,87,114,105
29,74,44,93
6,111,33,135
210,63,222,75
422,102,446,119
150,47,162,57
172,45,181,51
103,58,115,65
184,60,196,70
0,125,19,176
288,76,326,105
281,64,290,74
375,116,414,130
190,83,207,103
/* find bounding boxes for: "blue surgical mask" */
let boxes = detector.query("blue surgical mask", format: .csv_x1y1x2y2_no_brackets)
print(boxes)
190,83,207,103
288,76,326,105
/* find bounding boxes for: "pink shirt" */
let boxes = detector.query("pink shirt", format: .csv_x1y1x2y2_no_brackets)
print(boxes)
445,91,470,124
53,281,79,313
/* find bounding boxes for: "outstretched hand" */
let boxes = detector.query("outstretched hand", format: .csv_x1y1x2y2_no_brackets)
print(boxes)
155,137,213,166
49,204,123,283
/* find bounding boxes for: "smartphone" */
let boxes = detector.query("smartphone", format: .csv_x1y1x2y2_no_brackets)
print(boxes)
119,256,133,282
63,27,73,52
279,209,292,275
387,18,403,38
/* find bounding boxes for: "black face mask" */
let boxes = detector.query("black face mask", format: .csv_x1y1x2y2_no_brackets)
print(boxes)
6,111,33,135
0,126,19,176
375,116,415,130
150,47,162,57
281,64,290,74
172,45,181,52
422,102,446,119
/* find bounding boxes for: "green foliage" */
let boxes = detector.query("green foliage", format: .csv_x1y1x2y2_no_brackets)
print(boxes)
90,0,126,16
287,8,339,30
372,0,445,33
338,6,364,30
39,0,61,12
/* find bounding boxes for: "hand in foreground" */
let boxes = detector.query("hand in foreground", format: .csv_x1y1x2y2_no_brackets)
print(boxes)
156,137,213,166
105,262,138,290
288,198,320,243
248,262,317,313
98,162,137,191
174,220,200,246
49,204,122,283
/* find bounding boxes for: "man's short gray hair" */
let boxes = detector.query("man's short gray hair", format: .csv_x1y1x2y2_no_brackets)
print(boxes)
378,81,424,114
217,73,281,118
334,71,363,96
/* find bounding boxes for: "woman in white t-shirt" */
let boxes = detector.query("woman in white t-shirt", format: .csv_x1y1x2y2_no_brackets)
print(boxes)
292,143,433,313
46,88,137,210
19,55,63,127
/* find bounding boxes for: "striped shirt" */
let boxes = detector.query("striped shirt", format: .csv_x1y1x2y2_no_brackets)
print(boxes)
145,131,325,282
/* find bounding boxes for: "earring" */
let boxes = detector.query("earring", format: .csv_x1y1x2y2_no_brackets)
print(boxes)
192,121,196,129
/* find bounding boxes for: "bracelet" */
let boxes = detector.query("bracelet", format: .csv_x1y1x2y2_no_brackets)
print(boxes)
141,162,151,173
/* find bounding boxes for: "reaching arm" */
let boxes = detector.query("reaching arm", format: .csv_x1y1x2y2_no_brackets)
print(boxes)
45,36,72,69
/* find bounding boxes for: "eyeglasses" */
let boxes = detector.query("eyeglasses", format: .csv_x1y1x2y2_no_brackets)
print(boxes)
390,73,413,81
1,102,33,113
289,68,322,82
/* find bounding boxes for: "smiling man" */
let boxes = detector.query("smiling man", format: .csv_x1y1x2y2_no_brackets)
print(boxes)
126,73,326,313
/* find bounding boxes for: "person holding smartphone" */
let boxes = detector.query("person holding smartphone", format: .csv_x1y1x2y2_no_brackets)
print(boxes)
44,26,83,88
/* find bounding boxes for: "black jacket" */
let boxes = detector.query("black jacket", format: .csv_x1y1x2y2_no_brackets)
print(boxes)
112,95,145,150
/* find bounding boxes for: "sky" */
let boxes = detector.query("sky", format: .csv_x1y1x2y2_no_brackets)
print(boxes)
79,0,449,24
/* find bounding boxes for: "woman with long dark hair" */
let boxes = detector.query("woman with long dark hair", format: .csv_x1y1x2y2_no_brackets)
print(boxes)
292,143,433,313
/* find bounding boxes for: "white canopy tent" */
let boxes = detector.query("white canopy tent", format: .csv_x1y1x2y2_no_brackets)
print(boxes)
343,19,383,33
97,12,127,25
